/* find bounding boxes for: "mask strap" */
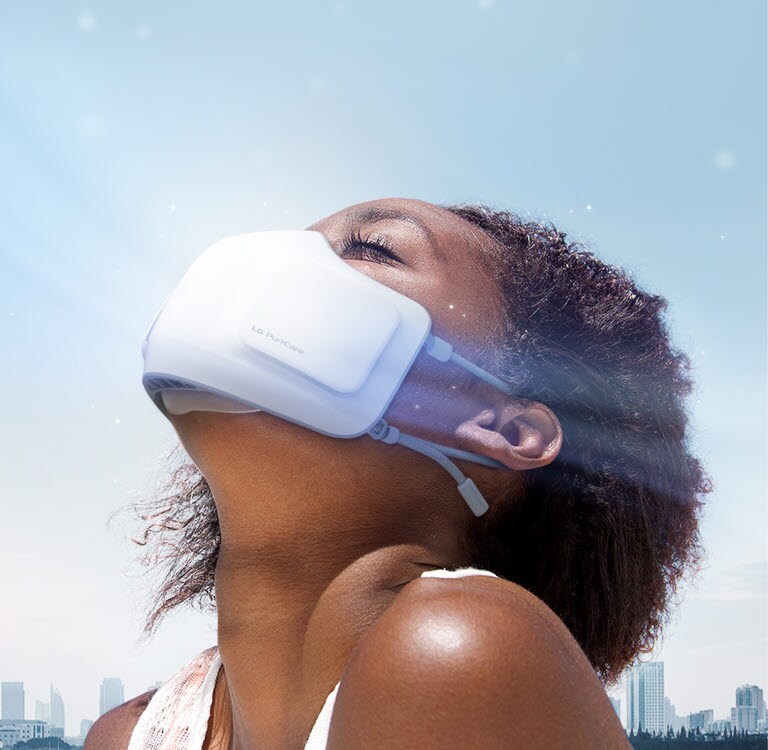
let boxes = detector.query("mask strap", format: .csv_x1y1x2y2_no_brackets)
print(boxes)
422,333,516,396
366,334,516,517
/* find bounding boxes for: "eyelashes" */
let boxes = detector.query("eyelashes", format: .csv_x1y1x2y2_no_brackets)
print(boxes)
338,228,404,267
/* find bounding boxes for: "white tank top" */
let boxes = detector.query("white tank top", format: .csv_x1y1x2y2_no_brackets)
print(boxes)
128,566,498,750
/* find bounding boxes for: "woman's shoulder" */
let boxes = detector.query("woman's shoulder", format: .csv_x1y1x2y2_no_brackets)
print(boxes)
324,570,630,749
82,689,158,750
415,566,581,631
375,566,583,663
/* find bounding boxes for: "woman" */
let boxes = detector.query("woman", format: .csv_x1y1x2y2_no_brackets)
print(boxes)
86,197,710,749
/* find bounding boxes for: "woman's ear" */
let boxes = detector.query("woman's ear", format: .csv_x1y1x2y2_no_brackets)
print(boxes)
454,400,562,471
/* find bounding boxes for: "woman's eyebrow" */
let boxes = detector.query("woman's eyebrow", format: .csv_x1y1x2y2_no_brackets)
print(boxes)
345,206,439,253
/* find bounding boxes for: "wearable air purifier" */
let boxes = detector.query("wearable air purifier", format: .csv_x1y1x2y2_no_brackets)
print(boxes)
141,230,517,516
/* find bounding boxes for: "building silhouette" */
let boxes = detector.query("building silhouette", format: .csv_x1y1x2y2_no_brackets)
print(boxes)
626,661,665,734
81,718,94,738
50,684,65,734
34,699,50,723
688,709,714,732
664,697,686,733
0,719,47,746
1,682,24,720
99,677,125,716
732,684,764,733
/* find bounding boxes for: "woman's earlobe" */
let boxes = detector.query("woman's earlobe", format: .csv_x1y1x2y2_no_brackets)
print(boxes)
454,401,562,471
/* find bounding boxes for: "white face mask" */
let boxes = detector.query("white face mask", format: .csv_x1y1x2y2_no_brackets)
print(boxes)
141,230,516,516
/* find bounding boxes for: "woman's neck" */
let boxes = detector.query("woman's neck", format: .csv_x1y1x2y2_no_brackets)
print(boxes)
192,428,472,749
210,543,454,750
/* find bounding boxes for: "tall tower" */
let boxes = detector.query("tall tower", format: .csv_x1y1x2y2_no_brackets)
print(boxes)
733,684,763,732
626,662,665,735
49,684,65,732
99,678,125,716
1,682,24,720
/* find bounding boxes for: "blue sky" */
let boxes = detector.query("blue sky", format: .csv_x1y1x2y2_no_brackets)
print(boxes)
1,0,765,736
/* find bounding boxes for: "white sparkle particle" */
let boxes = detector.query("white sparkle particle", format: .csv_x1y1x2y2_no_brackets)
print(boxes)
115,417,121,424
714,150,735,170
720,234,726,240
451,385,456,390
9,312,14,317
135,24,151,41
461,313,466,318
586,204,592,211
449,304,454,309
262,201,268,208
90,404,96,409
569,209,574,214
170,203,176,212
77,12,96,31
414,404,420,410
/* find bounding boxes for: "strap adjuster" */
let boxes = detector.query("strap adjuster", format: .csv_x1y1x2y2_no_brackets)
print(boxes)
367,419,400,445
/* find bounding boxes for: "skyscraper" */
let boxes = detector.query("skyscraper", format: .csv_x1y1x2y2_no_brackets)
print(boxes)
49,684,65,733
1,683,24,720
626,661,665,735
733,684,764,733
99,678,125,717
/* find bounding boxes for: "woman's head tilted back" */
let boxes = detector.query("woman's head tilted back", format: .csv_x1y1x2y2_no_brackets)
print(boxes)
132,197,711,686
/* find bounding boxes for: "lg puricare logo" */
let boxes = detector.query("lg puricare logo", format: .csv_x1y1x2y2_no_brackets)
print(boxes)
251,326,305,355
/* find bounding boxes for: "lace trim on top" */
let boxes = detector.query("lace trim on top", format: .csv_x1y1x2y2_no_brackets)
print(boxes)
127,645,222,750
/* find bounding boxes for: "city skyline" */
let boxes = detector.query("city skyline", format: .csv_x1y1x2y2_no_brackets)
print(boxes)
617,662,767,735
0,677,133,738
3,665,764,739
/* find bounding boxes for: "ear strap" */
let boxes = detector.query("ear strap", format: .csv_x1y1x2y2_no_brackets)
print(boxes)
367,419,494,517
367,334,516,517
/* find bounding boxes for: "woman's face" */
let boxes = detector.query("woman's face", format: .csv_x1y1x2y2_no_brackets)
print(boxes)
307,197,503,352
169,197,526,506
304,197,506,443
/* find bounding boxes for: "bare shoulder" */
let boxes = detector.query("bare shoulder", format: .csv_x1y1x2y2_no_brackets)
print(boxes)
83,689,157,750
326,574,630,750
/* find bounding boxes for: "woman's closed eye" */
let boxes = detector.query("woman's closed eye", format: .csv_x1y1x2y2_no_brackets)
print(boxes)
339,228,404,267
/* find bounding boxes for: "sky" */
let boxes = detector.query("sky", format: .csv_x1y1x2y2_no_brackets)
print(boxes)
1,0,766,738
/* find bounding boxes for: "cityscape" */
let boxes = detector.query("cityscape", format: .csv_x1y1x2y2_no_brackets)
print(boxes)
0,677,163,748
0,662,764,748
617,663,765,743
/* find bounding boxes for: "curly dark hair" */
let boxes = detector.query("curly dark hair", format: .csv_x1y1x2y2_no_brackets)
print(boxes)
129,202,712,687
